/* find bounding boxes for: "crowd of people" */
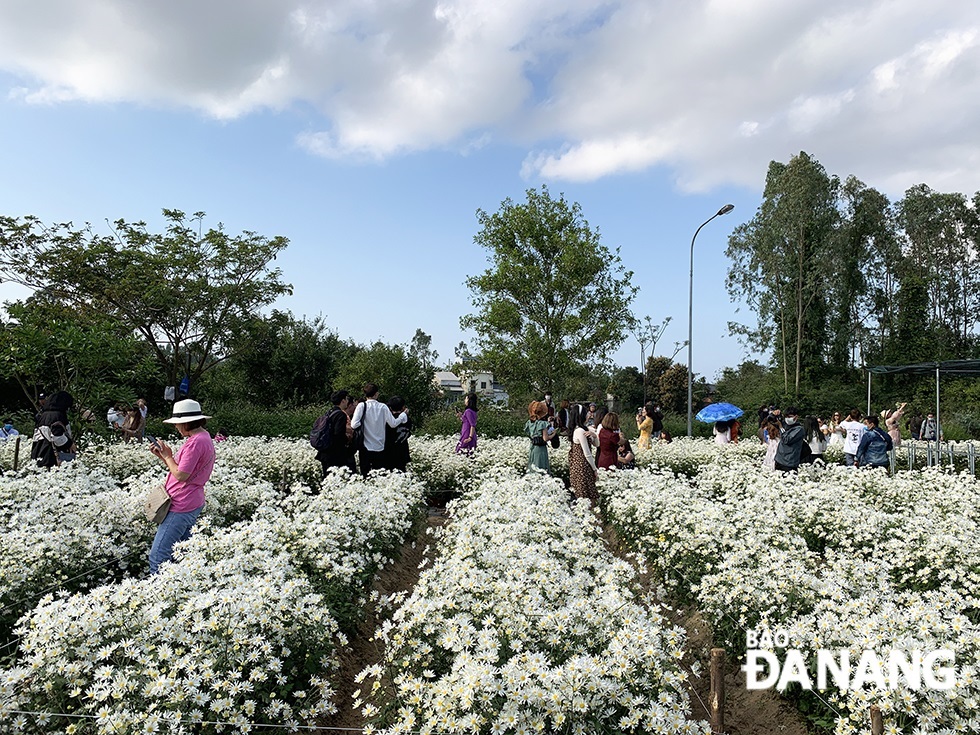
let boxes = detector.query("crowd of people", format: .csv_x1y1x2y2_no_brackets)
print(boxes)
312,383,413,478
749,401,939,472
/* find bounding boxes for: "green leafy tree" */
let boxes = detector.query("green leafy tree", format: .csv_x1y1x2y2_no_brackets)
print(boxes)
334,342,437,425
201,311,355,407
727,152,840,396
0,210,292,392
0,295,155,423
461,187,637,397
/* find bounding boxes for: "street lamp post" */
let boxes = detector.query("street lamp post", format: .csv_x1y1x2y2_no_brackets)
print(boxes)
687,204,735,437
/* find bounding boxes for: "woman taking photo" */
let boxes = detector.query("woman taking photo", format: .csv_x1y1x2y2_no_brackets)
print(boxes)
636,404,654,450
456,392,478,455
148,399,215,574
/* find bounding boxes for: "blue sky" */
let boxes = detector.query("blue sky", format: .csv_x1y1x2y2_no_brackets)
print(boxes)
1,1,978,384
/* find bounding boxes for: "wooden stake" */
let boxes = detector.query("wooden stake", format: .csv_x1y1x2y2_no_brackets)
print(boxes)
13,436,21,471
709,647,725,733
870,705,883,735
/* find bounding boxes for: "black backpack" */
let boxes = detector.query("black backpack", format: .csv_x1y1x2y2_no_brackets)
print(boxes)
310,409,339,451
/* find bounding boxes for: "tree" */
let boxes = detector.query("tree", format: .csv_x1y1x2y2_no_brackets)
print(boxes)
334,342,437,424
0,210,292,393
408,329,439,373
726,153,840,396
0,294,156,420
461,187,637,396
201,311,355,407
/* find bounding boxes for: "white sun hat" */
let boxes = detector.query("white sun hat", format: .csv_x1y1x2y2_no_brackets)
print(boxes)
163,399,212,424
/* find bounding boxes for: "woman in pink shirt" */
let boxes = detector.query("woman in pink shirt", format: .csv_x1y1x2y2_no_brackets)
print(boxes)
148,399,215,574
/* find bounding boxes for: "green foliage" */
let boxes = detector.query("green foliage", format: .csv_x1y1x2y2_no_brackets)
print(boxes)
0,295,156,427
0,210,292,389
421,407,528,437
200,311,355,407
334,342,437,424
461,186,637,396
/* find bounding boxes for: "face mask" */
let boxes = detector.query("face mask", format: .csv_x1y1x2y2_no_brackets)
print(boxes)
785,417,797,425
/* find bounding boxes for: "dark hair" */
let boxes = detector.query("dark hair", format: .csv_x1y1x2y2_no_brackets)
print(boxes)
715,420,730,431
183,418,208,431
848,408,862,421
766,416,781,439
569,403,588,430
465,392,478,412
804,416,820,442
363,383,379,398
1,418,11,424
865,414,880,427
560,399,569,410
594,406,608,426
388,395,405,412
331,389,350,405
216,427,228,437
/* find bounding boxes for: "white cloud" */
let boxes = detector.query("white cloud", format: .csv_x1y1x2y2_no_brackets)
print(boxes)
1,0,979,195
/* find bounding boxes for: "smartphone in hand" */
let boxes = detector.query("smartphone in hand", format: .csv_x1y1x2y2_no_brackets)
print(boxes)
147,434,161,450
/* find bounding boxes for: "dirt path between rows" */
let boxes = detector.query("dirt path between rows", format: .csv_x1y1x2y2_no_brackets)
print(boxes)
322,512,445,733
322,506,812,735
603,524,812,735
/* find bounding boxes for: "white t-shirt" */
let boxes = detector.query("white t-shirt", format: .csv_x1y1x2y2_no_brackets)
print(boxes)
840,420,866,455
351,399,408,453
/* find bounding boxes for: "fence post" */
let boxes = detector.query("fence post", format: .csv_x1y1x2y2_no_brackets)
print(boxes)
710,647,725,733
969,443,976,477
870,705,883,735
13,436,21,471
948,442,955,469
927,443,934,467
908,442,916,471
888,448,895,475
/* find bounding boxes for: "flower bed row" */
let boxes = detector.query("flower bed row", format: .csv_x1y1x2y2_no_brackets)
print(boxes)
599,453,980,733
359,469,708,735
0,469,426,733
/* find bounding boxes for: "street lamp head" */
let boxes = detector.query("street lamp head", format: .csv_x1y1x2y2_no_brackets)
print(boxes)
717,204,735,216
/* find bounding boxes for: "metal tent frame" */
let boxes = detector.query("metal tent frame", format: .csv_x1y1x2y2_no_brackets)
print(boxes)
866,360,980,463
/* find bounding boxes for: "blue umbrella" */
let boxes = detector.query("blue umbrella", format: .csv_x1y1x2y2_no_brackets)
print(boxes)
695,402,744,423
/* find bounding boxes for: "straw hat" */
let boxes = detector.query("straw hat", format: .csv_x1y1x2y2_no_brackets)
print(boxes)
163,399,212,424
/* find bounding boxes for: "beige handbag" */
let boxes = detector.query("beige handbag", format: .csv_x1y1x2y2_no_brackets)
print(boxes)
144,484,171,524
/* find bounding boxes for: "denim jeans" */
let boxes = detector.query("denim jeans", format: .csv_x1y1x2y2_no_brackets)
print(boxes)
844,453,856,467
150,505,203,574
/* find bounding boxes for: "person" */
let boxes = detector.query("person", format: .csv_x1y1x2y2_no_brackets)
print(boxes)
557,399,571,436
597,412,620,470
383,396,412,472
636,404,654,450
543,392,555,419
773,407,806,472
908,412,924,441
524,401,553,473
107,404,126,430
827,411,845,447
649,405,664,440
856,414,893,469
455,392,478,455
713,420,731,445
214,427,229,442
839,409,866,467
762,417,781,472
0,418,18,440
121,405,145,443
568,404,598,504
352,383,410,475
729,418,742,444
804,415,827,462
148,399,215,574
137,398,148,441
31,390,76,468
617,435,636,469
757,404,769,428
585,403,597,428
920,411,939,441
315,390,353,476
884,402,907,448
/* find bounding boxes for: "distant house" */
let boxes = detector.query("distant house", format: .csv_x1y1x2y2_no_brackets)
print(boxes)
433,370,509,407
